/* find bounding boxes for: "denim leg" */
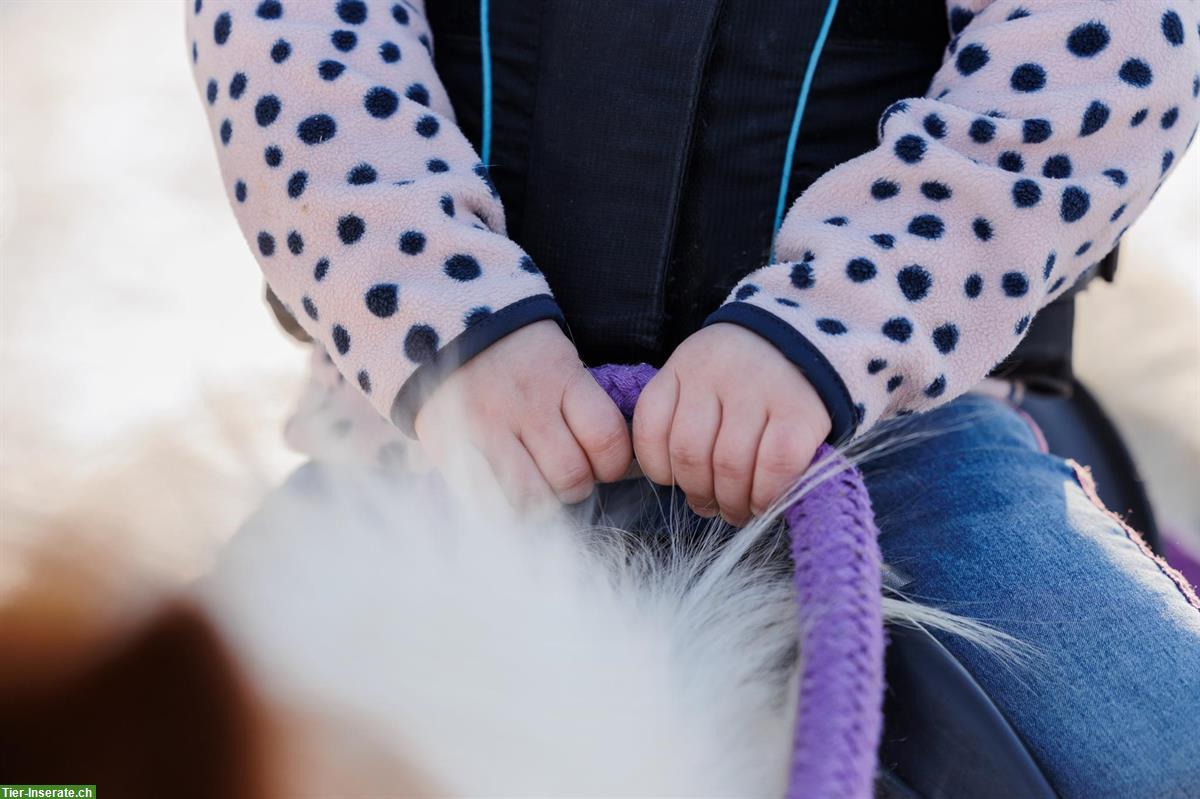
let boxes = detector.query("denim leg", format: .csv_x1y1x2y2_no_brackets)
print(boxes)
864,394,1200,799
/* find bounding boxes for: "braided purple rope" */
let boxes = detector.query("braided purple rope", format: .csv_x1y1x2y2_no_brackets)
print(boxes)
589,363,884,799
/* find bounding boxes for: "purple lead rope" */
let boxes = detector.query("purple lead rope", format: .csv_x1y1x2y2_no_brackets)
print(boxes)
590,364,884,799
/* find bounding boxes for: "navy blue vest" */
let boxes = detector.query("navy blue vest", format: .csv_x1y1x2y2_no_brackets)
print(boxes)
428,0,949,366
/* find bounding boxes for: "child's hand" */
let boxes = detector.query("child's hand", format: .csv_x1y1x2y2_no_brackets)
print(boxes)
415,320,633,509
632,324,831,526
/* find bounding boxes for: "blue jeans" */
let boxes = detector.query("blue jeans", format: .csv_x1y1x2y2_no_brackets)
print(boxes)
864,394,1200,799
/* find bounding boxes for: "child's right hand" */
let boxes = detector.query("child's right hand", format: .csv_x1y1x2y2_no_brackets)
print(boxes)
415,320,633,509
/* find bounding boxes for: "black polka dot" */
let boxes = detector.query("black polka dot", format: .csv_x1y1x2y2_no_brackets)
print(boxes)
817,318,847,335
264,145,283,167
969,118,996,143
331,30,357,52
415,115,439,138
776,297,799,308
337,0,368,24
1038,252,1055,281
256,0,281,20
920,181,951,201
444,254,481,281
287,170,307,198
1080,101,1110,136
1162,10,1184,46
886,375,904,393
365,284,398,317
871,179,900,200
824,216,848,226
1039,154,1071,179
1110,203,1127,222
297,114,337,145
229,72,247,99
1193,76,1199,99
332,324,351,355
972,218,993,241
392,3,409,24
255,95,281,127
1060,186,1091,222
882,317,913,342
314,258,330,281
1012,179,1041,208
234,180,247,202
206,79,218,104
287,230,304,255
1075,241,1093,257
192,41,197,62
406,83,431,106
846,257,876,283
1162,149,1175,174
440,195,455,216
894,135,926,164
1103,168,1128,186
897,265,932,301
418,32,432,54
1066,21,1109,57
302,296,318,321
790,262,815,289
993,151,1022,173
318,60,346,81
1007,8,1031,21
956,43,989,76
908,214,944,239
1002,271,1029,297
932,323,959,354
923,114,947,139
1011,63,1046,92
404,324,438,363
338,215,365,244
735,284,758,301
194,0,202,13
271,38,291,63
340,164,374,186
398,230,426,255
357,370,371,393
1119,59,1153,88
1130,108,1149,127
964,273,983,297
924,376,947,398
219,119,232,145
519,255,540,274
213,11,232,44
1161,107,1180,130
1022,118,1052,144
380,41,401,63
257,232,275,256
1049,275,1067,293
868,358,888,374
364,86,399,118
871,233,896,249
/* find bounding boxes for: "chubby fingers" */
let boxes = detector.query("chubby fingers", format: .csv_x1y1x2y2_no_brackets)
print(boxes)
712,408,768,526
631,368,679,487
750,414,821,517
561,369,634,484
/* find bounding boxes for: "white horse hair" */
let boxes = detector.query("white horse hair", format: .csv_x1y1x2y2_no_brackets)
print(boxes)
198,439,1020,797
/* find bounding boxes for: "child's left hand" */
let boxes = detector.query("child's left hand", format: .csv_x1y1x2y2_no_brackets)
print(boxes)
632,323,831,526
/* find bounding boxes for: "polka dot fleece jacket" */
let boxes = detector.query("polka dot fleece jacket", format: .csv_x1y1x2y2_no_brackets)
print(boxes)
187,0,1200,463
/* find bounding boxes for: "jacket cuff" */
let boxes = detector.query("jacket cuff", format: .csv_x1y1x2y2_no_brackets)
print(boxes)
704,302,859,444
390,294,566,437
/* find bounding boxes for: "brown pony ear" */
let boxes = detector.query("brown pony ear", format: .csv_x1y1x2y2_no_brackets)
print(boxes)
0,601,275,799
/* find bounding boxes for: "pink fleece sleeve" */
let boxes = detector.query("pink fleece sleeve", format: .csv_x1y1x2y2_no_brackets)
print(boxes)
185,0,561,435
710,0,1199,441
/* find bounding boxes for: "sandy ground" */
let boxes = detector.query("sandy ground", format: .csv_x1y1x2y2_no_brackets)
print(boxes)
1,1,1197,583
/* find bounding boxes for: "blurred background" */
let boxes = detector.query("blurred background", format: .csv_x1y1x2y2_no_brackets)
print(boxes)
2,1,1198,587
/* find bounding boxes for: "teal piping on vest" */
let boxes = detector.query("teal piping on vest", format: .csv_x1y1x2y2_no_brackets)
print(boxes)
771,0,839,261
